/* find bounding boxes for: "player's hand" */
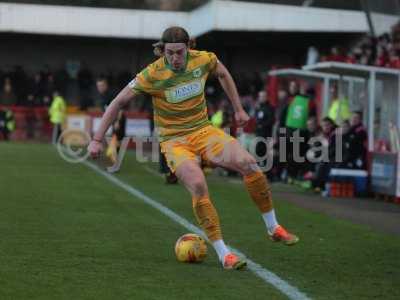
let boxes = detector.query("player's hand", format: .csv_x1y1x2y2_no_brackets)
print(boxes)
88,140,103,159
235,109,250,127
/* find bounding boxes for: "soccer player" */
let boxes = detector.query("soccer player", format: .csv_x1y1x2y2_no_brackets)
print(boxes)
88,27,299,270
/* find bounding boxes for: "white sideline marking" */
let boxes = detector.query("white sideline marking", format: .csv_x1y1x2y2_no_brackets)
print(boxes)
228,178,242,184
84,161,311,300
144,166,164,178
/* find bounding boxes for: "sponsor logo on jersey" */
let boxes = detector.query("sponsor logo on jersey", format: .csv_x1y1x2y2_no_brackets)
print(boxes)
165,79,203,103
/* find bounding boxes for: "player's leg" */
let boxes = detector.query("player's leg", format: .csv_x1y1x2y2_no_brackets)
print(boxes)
207,135,299,245
161,139,246,269
175,160,246,269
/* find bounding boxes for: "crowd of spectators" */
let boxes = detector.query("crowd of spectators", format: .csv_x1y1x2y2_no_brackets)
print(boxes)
0,66,66,107
0,26,375,193
317,22,400,69
0,65,264,113
209,79,368,195
0,66,136,110
0,66,135,141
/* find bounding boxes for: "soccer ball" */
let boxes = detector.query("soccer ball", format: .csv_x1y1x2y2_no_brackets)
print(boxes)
175,233,207,263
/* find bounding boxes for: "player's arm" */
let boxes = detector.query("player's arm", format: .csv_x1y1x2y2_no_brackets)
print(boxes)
88,85,136,157
93,86,135,141
214,61,249,126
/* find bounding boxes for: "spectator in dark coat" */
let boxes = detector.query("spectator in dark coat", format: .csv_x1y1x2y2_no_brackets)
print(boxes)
254,90,275,171
348,111,367,169
0,78,17,105
255,90,275,139
312,117,337,191
95,77,113,111
303,116,321,175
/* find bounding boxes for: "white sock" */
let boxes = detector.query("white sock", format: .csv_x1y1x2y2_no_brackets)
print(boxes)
262,209,279,234
212,239,230,262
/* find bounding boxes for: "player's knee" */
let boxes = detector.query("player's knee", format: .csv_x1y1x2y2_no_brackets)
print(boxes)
235,154,258,175
191,178,208,197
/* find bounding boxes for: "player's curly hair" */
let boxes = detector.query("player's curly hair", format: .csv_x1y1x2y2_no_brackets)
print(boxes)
153,26,196,57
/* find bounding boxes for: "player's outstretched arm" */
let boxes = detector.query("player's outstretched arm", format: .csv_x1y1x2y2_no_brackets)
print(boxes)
88,85,136,158
214,61,249,126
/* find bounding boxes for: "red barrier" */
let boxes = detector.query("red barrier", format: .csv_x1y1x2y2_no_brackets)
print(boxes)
0,105,52,141
1,104,151,142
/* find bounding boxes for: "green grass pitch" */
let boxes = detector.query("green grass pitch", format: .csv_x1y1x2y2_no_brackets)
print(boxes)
0,143,399,299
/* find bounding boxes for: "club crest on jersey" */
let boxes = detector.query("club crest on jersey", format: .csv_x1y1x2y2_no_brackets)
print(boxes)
193,68,202,78
165,79,203,103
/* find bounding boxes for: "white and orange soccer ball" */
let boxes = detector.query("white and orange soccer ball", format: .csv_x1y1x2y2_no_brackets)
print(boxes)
175,233,207,263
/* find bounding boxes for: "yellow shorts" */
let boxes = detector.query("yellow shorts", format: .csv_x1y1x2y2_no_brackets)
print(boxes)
160,125,235,173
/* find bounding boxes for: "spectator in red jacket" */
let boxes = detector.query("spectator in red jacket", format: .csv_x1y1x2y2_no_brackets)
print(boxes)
375,46,389,67
345,51,356,64
388,50,400,69
326,47,346,62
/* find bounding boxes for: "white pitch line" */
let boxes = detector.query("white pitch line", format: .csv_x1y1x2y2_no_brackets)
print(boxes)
144,166,164,178
83,161,311,300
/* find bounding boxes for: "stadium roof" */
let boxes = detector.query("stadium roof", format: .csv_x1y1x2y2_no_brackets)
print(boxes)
0,0,399,15
0,0,398,39
0,0,364,11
